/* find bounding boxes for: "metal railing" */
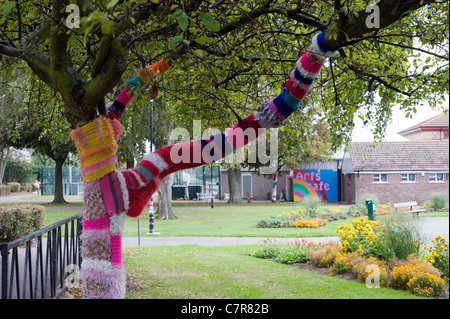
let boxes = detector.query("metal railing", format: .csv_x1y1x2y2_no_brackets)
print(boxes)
1,213,83,299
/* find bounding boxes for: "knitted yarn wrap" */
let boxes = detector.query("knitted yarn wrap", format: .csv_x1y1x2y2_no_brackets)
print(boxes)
71,32,338,299
70,116,122,182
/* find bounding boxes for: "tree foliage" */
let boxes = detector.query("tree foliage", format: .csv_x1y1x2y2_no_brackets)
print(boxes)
0,0,448,153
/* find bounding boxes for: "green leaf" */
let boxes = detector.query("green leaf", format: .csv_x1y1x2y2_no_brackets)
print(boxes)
106,0,119,9
0,1,16,16
169,35,183,50
198,12,220,32
177,12,188,31
195,36,215,45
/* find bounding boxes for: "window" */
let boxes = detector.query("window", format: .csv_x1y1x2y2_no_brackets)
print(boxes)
401,174,416,182
429,173,444,182
373,174,388,183
444,132,449,139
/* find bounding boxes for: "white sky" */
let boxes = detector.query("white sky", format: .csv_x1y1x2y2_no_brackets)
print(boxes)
351,101,449,142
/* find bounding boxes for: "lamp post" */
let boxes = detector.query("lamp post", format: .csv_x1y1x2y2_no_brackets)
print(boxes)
147,99,156,234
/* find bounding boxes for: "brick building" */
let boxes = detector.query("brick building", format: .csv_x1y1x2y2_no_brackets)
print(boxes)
398,113,449,141
342,141,449,204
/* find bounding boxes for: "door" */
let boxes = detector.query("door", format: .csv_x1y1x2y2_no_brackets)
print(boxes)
242,173,253,198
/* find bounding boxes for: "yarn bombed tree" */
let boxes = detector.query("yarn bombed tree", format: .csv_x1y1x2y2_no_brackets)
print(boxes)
70,32,338,298
1,0,448,299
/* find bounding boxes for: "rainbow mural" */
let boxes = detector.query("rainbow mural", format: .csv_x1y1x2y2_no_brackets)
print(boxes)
293,170,338,202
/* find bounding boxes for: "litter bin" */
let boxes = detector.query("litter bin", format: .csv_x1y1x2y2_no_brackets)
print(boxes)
366,199,375,221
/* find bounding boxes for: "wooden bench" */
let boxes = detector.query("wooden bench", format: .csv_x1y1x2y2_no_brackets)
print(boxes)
393,201,427,217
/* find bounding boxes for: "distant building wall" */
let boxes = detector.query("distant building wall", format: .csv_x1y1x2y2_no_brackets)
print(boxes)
351,172,449,204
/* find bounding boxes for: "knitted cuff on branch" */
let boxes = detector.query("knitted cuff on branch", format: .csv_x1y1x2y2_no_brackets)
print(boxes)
70,116,122,182
107,59,170,120
255,31,339,128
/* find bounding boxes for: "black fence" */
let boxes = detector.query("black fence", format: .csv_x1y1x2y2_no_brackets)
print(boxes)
0,213,83,299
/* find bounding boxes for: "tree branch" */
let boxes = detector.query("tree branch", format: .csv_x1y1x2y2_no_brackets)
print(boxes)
325,0,438,49
348,64,412,96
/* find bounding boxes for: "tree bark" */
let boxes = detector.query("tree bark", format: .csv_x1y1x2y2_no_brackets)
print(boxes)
156,173,177,220
52,156,67,204
0,147,10,184
227,168,242,204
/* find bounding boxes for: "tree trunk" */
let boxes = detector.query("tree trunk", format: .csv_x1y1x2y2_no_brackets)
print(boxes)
227,168,242,204
0,147,10,184
156,173,177,220
52,157,67,204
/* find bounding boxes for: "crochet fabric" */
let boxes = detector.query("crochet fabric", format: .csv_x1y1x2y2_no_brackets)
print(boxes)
71,32,338,299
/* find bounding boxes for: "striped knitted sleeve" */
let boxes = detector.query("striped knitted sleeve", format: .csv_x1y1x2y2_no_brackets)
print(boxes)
157,31,338,176
106,59,170,120
123,31,338,217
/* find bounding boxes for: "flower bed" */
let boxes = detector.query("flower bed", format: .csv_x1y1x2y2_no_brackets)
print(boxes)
256,206,363,229
252,217,449,298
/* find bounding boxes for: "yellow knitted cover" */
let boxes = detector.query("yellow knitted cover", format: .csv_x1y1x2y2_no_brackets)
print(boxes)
70,116,122,182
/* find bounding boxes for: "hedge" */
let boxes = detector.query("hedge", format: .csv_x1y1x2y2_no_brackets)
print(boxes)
7,182,21,193
0,185,11,196
0,204,46,243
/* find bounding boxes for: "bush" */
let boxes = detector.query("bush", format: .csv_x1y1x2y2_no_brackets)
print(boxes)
336,217,390,260
407,272,445,297
0,204,46,242
299,196,321,218
256,216,289,228
389,255,441,291
307,244,341,268
427,192,449,211
381,221,423,260
7,182,20,192
274,246,309,264
293,218,329,228
330,254,351,275
352,256,388,286
21,184,33,192
0,185,11,196
347,204,366,217
422,236,449,282
251,239,310,264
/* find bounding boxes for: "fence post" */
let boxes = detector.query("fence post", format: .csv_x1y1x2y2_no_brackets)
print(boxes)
1,244,9,299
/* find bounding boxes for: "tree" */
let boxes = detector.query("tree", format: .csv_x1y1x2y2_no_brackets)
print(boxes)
1,0,447,142
1,0,448,300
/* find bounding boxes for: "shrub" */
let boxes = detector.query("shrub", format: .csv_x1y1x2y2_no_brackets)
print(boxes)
381,221,423,260
422,236,449,282
0,185,11,196
336,217,390,260
347,204,366,217
7,182,20,192
299,196,321,218
351,256,388,286
307,244,340,268
251,239,311,264
389,255,442,291
330,254,351,275
0,204,46,242
256,216,289,228
427,192,449,211
274,246,309,264
407,272,445,297
376,204,393,215
293,218,328,229
20,184,33,192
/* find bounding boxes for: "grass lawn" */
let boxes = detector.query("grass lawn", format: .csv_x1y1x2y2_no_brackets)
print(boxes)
42,206,449,238
123,245,425,299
